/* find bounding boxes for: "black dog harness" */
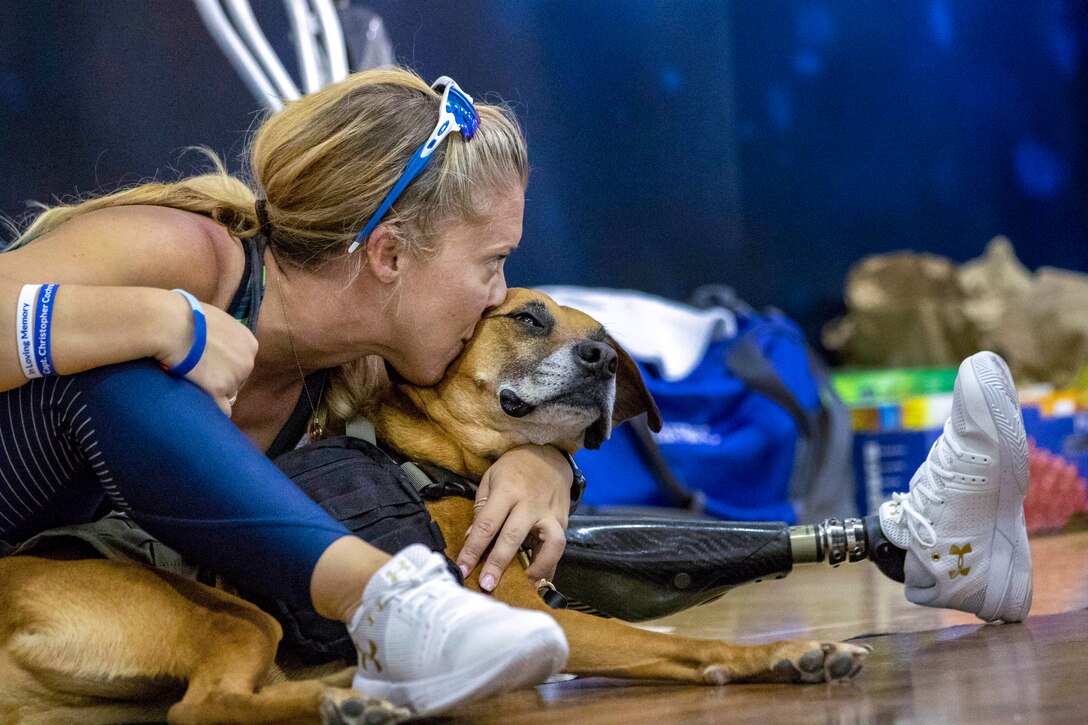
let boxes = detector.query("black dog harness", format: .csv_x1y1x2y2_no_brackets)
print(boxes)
264,419,570,663
257,426,474,664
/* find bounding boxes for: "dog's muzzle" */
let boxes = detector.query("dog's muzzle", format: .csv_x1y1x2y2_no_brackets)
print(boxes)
498,340,619,422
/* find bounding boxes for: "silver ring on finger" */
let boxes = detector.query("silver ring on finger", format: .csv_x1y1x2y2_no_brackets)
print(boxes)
227,394,239,406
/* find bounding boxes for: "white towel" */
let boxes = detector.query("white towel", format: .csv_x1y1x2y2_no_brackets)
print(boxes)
536,286,737,382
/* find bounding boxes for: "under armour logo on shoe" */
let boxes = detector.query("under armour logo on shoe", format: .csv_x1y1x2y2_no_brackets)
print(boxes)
949,543,972,579
359,639,383,673
384,560,413,585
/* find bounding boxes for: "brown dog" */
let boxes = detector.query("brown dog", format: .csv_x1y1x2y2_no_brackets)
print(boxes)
0,289,866,724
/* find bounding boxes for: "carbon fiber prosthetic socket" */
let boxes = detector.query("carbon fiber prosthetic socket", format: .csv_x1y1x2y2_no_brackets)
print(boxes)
551,514,906,622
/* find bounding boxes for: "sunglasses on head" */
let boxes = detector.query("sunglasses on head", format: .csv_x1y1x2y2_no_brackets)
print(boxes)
348,77,480,254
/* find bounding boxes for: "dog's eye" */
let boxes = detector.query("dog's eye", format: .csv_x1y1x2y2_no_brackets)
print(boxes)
510,312,542,328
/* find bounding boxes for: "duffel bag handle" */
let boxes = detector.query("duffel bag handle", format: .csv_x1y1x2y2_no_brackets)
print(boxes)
690,283,817,438
724,335,815,438
628,414,707,513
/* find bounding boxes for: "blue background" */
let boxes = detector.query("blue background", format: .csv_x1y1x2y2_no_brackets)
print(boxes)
1,1,1085,347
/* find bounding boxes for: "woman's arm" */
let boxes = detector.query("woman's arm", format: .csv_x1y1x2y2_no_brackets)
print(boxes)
0,206,257,410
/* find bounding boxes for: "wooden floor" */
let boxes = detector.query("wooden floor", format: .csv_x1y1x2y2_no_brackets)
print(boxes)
437,530,1088,724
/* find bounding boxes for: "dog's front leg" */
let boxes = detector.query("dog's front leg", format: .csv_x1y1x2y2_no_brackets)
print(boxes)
551,608,868,685
480,552,867,686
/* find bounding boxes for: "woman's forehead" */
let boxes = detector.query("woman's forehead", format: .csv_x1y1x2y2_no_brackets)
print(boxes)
438,190,524,256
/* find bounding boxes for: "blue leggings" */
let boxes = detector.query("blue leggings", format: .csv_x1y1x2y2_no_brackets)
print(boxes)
0,360,349,607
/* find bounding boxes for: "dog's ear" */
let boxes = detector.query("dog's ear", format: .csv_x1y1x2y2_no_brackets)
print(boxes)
582,335,662,450
609,334,662,432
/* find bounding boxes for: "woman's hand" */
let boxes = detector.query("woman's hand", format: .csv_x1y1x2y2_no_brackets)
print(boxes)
156,292,258,416
456,444,573,591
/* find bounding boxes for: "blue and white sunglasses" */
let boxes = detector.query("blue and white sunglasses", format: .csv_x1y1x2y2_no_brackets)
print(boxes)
347,76,480,253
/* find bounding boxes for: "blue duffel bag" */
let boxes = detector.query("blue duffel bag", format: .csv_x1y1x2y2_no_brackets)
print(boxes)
569,286,855,525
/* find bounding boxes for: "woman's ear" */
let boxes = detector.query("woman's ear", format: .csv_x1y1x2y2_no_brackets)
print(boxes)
364,225,402,284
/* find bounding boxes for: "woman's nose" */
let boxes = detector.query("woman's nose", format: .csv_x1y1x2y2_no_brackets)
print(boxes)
488,273,508,309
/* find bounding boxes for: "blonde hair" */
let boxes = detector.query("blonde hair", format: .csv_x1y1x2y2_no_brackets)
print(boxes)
6,66,529,432
316,355,389,439
7,66,529,271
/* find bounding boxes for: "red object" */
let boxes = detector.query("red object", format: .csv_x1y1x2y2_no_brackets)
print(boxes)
1023,442,1088,535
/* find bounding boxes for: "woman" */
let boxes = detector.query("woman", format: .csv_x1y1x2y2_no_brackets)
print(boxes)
0,67,572,714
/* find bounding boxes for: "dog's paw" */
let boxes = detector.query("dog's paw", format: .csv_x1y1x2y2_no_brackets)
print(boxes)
320,689,411,725
765,641,869,684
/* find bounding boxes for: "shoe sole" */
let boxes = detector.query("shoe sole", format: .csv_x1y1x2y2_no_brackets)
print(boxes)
351,623,568,715
968,352,1033,623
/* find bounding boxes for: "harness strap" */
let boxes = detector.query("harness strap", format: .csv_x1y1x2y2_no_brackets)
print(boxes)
346,416,479,500
345,416,376,443
399,460,436,493
342,416,568,611
2,511,216,584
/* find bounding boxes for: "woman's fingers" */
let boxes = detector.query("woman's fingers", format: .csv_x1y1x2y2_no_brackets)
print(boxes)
457,445,574,590
477,505,538,592
456,488,510,583
457,497,566,592
215,396,233,417
523,518,566,582
166,304,257,406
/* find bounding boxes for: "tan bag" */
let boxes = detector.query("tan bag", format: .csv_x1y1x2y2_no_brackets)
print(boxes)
824,237,1088,387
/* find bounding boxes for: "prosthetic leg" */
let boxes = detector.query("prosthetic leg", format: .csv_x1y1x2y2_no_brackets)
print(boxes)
552,514,906,621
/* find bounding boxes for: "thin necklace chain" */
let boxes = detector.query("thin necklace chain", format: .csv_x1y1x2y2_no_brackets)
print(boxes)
269,264,323,439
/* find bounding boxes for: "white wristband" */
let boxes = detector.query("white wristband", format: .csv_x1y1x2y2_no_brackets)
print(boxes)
16,285,42,379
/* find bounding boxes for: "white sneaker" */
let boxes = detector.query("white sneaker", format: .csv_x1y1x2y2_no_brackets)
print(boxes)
879,351,1032,623
349,544,569,715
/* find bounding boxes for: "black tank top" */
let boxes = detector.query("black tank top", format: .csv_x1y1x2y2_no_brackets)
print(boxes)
228,234,329,459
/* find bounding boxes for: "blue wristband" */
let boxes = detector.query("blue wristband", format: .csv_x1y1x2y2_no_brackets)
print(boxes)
32,283,59,376
166,289,207,377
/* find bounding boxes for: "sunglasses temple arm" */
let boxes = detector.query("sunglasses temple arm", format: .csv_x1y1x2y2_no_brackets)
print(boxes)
347,150,431,254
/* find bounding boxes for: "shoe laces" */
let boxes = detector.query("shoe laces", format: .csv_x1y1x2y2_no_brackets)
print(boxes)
888,431,954,549
374,555,476,629
888,491,938,549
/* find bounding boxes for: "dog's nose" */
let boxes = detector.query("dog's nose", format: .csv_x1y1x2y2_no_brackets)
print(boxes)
573,340,618,377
